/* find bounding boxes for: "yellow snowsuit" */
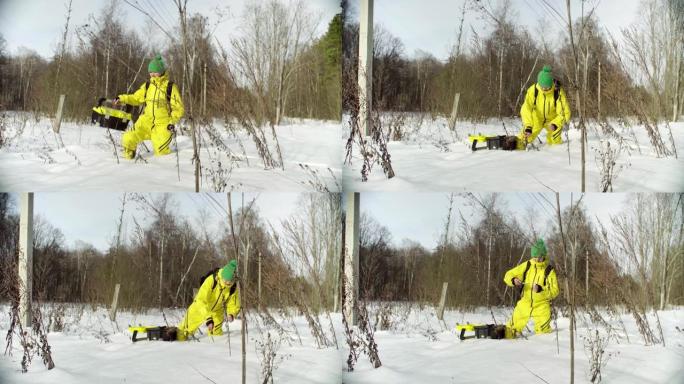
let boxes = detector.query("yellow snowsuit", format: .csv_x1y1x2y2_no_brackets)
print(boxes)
177,271,240,341
518,83,571,148
118,73,184,159
504,258,559,336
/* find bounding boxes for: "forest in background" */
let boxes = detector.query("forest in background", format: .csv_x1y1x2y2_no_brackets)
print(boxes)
0,193,342,316
343,0,683,124
0,0,342,124
358,193,684,313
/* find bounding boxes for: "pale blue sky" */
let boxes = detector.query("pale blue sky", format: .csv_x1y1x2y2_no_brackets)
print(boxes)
0,0,341,58
3,191,632,252
347,0,642,60
360,192,628,249
29,192,302,251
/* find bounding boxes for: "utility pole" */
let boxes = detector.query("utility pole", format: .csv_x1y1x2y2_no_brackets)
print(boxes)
344,193,360,325
358,0,374,136
19,193,34,328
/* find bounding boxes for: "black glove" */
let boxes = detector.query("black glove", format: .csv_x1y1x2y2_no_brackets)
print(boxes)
167,124,175,132
524,127,533,135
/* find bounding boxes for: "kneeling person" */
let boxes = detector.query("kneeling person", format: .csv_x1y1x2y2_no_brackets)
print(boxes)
504,239,559,337
518,65,571,149
115,54,184,159
177,260,240,341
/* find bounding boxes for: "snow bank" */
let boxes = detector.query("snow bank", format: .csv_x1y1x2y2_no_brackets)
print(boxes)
339,303,684,384
0,304,342,383
342,115,684,192
0,113,343,192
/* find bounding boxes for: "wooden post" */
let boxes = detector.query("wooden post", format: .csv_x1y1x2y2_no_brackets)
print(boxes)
437,281,449,320
258,250,262,310
585,249,589,304
437,282,448,321
202,62,207,117
53,94,66,133
344,192,360,325
597,61,601,120
448,93,460,130
109,283,121,321
19,193,34,328
358,0,373,137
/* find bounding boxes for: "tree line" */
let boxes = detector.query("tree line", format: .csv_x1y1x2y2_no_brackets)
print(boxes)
0,0,341,124
343,0,683,123
358,193,684,311
0,193,342,315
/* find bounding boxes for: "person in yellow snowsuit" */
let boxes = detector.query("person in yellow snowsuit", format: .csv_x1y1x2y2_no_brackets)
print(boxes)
517,65,571,149
177,260,241,341
504,239,559,337
114,55,184,159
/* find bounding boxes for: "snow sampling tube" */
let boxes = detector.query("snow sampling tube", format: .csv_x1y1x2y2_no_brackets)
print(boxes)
91,98,133,131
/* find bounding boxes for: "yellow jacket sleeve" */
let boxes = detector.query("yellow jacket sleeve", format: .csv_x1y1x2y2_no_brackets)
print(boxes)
504,262,528,287
519,85,535,131
543,269,560,300
226,286,241,317
169,83,184,125
118,82,147,106
549,88,571,128
193,275,215,321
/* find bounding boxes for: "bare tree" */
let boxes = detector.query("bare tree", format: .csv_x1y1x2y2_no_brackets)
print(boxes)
173,0,202,191
232,0,318,127
227,193,247,384
609,193,683,310
54,0,74,96
555,191,574,384
623,0,684,122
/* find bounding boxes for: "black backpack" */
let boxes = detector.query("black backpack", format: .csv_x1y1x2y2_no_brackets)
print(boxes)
199,268,221,289
198,267,238,295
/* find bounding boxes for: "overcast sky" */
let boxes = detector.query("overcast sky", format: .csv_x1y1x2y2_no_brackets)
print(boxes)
0,0,341,58
347,0,642,60
4,191,630,252
360,192,629,250
26,192,303,251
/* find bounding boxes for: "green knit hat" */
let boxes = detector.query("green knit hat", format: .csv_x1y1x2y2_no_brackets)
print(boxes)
220,260,237,282
537,65,553,88
148,54,166,74
531,239,547,259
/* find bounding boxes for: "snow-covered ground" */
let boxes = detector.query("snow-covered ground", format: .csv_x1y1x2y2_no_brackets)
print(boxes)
0,113,343,191
2,303,682,383
341,304,684,384
342,115,684,192
0,304,342,383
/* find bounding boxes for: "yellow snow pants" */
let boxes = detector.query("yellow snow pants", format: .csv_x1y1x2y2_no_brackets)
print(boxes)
176,301,226,341
516,124,563,149
121,117,173,159
507,298,552,336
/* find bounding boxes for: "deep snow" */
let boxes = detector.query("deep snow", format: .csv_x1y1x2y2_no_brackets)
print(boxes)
340,304,684,384
0,113,343,192
2,304,682,383
342,116,684,192
0,304,342,384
